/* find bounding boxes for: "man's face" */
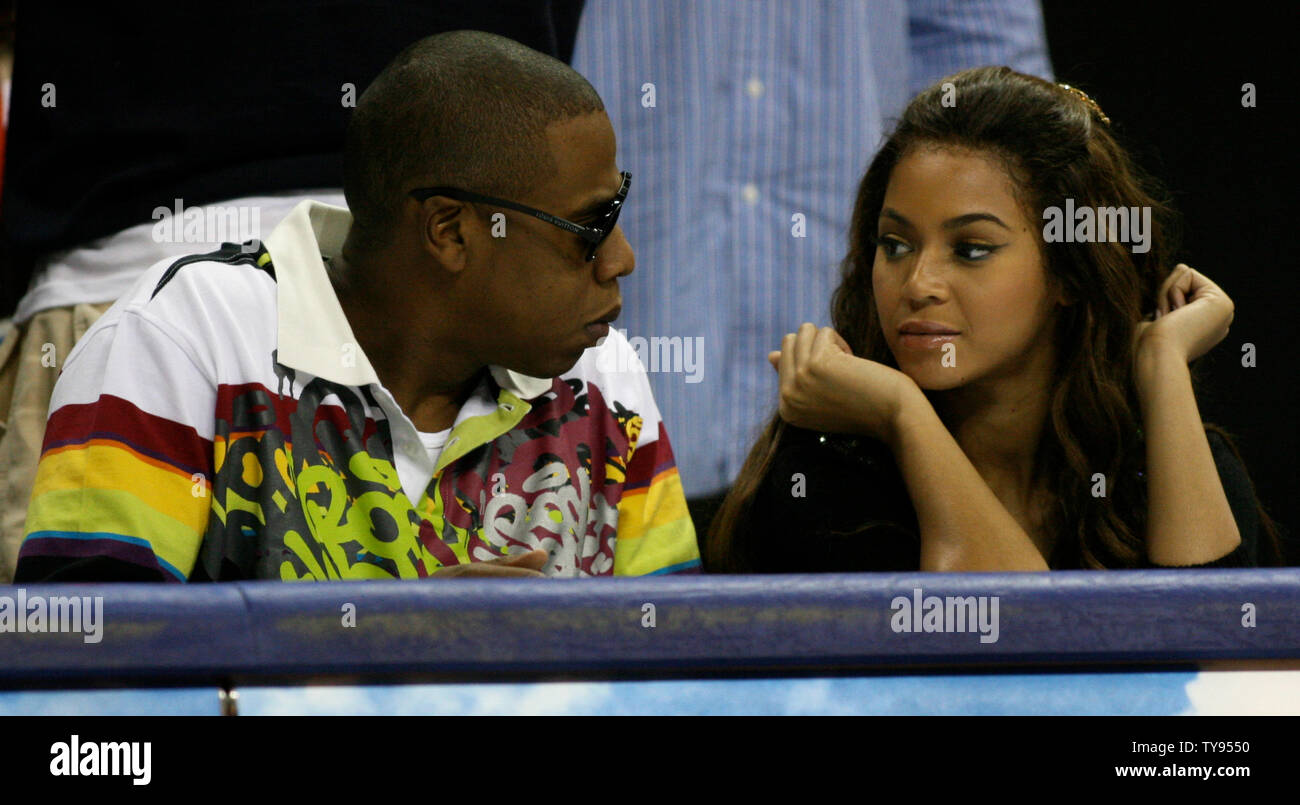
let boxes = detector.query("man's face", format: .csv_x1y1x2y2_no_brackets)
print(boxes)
471,112,633,379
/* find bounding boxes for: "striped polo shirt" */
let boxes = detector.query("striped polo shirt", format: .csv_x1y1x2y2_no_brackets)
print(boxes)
18,201,700,581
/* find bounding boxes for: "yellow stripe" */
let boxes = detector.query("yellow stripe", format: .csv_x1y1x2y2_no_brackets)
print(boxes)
42,438,194,480
614,518,699,576
25,486,206,578
615,469,688,540
613,469,698,576
619,465,680,500
30,442,209,530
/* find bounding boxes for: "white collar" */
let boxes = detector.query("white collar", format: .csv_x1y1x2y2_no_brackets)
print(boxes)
263,200,553,400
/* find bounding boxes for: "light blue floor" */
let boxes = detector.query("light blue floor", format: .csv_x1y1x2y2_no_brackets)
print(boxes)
3,670,1295,715
0,687,221,716
235,672,1200,715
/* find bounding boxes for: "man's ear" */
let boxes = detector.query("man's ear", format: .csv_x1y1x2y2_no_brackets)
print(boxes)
420,199,473,273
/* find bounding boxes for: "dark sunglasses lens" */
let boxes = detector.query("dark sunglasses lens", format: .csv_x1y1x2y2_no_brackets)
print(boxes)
587,202,624,261
586,174,629,261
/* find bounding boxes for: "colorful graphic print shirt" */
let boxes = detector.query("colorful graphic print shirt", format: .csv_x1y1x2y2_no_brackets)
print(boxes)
18,202,700,582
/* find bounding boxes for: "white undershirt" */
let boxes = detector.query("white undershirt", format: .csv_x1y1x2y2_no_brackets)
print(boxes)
371,377,498,504
390,426,453,503
417,428,453,469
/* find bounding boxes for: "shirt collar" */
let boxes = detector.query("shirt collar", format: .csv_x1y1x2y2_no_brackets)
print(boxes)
264,200,554,400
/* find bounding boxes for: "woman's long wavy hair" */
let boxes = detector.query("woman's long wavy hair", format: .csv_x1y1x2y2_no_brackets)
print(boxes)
708,66,1282,571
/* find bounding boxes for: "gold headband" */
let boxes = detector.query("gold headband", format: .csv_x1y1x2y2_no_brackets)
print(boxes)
1057,83,1111,125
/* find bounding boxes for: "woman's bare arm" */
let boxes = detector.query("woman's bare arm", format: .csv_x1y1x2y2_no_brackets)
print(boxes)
1134,264,1241,565
887,388,1049,571
1136,337,1240,564
772,323,1047,572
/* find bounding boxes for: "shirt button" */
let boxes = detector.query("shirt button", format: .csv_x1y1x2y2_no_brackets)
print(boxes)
746,77,765,98
741,183,760,205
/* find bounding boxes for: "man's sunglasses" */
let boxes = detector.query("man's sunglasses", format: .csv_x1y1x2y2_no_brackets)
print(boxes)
409,171,631,262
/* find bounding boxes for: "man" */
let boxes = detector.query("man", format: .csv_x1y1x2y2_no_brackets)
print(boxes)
0,2,586,583
15,31,699,582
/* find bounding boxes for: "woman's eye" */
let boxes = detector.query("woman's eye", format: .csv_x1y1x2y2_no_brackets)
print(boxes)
956,242,995,261
877,236,911,258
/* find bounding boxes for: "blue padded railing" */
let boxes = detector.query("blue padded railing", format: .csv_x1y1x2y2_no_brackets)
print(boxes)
1,568,1297,686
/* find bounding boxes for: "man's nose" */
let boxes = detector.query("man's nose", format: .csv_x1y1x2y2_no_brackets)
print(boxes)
595,225,634,282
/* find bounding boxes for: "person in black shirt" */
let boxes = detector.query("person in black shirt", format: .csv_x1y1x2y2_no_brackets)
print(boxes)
708,67,1283,573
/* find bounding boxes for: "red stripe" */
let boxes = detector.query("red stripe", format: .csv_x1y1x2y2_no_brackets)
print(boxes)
213,381,382,443
43,395,212,477
214,382,299,431
623,426,678,492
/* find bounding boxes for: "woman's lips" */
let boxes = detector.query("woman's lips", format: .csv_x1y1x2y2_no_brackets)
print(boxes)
898,333,959,349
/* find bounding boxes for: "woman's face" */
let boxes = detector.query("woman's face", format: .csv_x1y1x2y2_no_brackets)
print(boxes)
872,146,1065,393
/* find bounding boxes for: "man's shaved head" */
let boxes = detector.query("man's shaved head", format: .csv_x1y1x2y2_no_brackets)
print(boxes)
344,30,605,248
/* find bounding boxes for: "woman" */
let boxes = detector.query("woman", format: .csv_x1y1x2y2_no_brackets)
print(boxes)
708,66,1282,573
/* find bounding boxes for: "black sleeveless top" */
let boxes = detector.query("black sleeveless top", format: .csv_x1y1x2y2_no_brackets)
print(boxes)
735,426,1260,571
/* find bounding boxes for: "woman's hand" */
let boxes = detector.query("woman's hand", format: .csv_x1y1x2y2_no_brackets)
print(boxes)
1131,264,1244,565
768,322,919,443
1135,263,1234,364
